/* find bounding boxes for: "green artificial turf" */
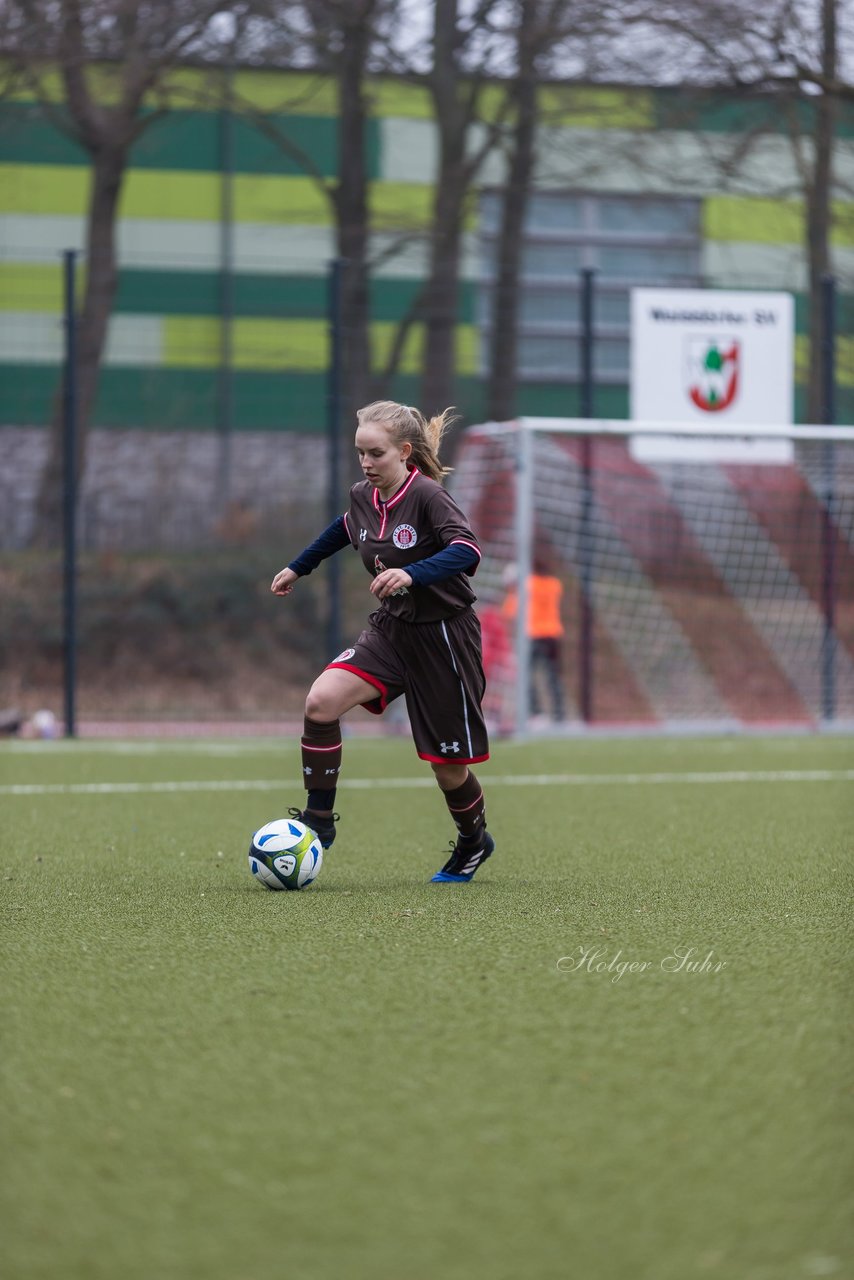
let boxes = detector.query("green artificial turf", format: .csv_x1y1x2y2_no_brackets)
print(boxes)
1,734,852,1280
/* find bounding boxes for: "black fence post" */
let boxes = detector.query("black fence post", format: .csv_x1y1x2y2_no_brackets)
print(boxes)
326,258,345,662
820,273,837,722
578,268,596,725
62,249,78,739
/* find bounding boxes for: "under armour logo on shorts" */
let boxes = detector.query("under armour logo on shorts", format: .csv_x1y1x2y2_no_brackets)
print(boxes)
440,741,460,754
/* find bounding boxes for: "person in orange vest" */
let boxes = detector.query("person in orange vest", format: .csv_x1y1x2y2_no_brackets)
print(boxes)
501,558,565,722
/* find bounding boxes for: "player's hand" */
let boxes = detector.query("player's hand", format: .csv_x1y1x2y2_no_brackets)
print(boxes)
271,567,298,596
370,568,412,599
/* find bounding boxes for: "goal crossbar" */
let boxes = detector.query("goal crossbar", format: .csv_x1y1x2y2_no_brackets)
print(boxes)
481,418,854,443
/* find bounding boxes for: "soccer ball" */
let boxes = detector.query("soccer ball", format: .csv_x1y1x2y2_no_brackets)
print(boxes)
248,818,324,891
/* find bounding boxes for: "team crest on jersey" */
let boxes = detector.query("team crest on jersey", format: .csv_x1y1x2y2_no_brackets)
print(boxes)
392,523,417,550
333,647,356,663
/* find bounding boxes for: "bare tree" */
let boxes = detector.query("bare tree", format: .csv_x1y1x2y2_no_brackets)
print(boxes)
264,0,521,424
483,0,537,422
420,0,514,418
484,0,615,421
803,0,840,419
1,0,231,545
597,0,853,421
221,0,410,433
328,0,374,421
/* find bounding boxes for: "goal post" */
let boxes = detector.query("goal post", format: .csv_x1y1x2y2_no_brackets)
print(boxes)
451,418,854,735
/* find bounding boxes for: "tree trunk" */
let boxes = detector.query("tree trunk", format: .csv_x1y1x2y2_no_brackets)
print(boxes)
32,147,126,546
422,0,467,418
334,6,372,432
486,0,538,422
422,172,467,416
806,0,837,423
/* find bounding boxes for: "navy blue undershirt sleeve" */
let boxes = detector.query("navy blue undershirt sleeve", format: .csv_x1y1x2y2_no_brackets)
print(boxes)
406,543,479,587
288,516,350,576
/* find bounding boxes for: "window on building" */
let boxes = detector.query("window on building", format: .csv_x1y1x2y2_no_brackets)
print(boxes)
478,192,702,382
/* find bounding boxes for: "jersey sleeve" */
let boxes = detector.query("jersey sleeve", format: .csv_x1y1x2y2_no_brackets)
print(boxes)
406,542,480,587
426,487,482,573
287,516,350,576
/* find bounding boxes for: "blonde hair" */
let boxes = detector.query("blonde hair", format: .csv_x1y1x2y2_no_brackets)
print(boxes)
356,401,457,484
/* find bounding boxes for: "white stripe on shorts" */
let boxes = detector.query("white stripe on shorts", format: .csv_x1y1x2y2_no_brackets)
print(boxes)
440,619,473,757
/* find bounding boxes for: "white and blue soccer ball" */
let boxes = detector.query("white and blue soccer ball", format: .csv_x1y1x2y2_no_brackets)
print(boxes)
248,818,324,891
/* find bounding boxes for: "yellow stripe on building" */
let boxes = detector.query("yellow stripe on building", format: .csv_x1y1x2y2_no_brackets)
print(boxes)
370,182,434,231
162,316,325,370
3,62,484,124
232,175,333,225
2,63,338,114
4,63,121,106
453,324,479,376
3,64,426,118
538,86,654,129
371,321,479,376
795,334,854,388
835,202,854,246
0,165,457,230
227,71,337,116
369,81,433,120
0,164,333,225
3,62,512,124
705,195,854,247
0,261,87,311
162,314,479,375
0,165,90,216
369,183,481,231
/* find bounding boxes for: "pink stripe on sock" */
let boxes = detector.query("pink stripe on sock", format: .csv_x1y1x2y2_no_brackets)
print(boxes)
448,792,484,813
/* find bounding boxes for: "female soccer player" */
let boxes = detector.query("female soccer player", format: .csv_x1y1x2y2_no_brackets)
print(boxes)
271,400,493,884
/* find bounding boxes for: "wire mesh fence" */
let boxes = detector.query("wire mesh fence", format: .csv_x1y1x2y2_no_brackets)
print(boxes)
3,237,853,730
452,421,854,730
0,529,381,727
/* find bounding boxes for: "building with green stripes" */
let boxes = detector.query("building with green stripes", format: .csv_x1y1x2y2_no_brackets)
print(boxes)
1,67,853,434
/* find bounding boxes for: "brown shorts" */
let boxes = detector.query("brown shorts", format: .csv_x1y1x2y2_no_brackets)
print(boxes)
327,607,490,765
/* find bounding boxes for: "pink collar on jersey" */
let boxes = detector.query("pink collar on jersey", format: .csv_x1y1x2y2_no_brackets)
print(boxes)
372,464,420,511
372,465,420,538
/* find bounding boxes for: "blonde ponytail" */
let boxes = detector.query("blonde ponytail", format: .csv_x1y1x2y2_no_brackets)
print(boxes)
356,401,458,484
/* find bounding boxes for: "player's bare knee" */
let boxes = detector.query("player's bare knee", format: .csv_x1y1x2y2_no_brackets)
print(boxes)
431,761,468,790
305,683,337,723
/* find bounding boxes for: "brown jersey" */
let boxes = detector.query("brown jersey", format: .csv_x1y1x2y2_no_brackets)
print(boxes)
343,468,481,624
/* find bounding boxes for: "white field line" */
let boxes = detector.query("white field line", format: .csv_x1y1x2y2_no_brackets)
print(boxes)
2,770,853,797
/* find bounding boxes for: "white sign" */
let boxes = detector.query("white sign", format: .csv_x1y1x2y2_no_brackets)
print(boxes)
630,288,795,462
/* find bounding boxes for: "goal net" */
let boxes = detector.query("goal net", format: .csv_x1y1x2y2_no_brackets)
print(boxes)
450,418,854,734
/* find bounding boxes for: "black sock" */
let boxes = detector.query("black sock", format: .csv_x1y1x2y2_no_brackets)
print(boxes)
301,716,342,816
306,789,337,816
442,771,486,844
